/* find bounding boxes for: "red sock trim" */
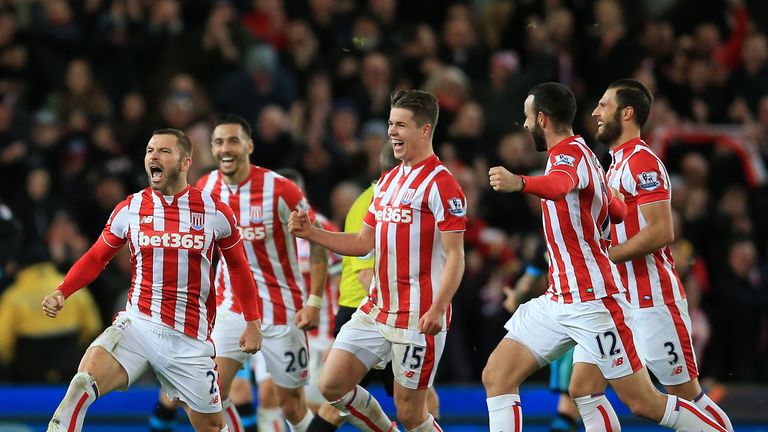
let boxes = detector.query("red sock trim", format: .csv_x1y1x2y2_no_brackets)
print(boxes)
226,405,241,432
597,405,614,432
513,404,522,432
68,392,90,432
679,400,727,432
346,405,386,432
704,405,727,429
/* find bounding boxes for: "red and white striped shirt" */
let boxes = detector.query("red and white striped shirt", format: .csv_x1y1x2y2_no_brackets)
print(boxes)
297,214,342,344
361,155,467,330
540,136,624,303
607,138,685,308
102,186,241,340
198,166,313,325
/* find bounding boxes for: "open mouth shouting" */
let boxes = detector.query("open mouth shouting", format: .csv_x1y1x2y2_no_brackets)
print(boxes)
149,164,164,184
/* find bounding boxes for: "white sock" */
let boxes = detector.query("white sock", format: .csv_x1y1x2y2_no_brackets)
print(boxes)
659,395,727,432
407,413,443,431
329,385,394,432
258,407,287,432
288,409,313,432
486,394,521,432
693,391,734,432
223,399,244,432
574,393,621,431
48,372,100,432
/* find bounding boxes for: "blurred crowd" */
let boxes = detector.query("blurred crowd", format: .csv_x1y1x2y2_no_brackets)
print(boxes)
0,0,767,385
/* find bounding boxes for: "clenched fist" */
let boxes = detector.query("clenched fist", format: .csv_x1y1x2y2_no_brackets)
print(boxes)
489,166,524,193
42,290,66,318
288,210,312,239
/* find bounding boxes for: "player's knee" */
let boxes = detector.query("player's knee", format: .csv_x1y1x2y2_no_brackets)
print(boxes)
395,403,426,429
568,378,603,399
276,389,303,418
195,417,226,432
228,379,252,404
194,422,227,432
318,376,346,402
482,362,508,392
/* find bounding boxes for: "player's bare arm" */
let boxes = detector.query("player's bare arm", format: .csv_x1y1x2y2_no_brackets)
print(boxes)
419,231,464,335
489,166,524,192
295,220,328,330
220,239,263,353
609,200,674,263
288,210,375,257
357,268,374,291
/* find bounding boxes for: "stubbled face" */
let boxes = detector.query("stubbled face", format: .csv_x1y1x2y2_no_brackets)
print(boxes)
593,88,623,146
145,134,188,193
388,107,429,165
523,95,547,152
211,123,253,179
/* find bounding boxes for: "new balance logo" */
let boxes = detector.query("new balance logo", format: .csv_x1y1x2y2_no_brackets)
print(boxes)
140,215,153,224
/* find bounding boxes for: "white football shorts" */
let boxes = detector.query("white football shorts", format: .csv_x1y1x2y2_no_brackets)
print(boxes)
574,298,698,385
333,309,445,390
90,311,222,414
505,294,643,380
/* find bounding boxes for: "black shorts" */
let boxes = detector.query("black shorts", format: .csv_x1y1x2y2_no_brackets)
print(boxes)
334,306,394,397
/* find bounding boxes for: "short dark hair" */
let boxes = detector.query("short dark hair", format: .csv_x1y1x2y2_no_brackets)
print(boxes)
213,113,253,138
527,82,576,132
152,128,192,157
607,79,654,128
390,90,439,138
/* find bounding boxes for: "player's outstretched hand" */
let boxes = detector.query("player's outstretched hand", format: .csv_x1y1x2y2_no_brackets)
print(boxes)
489,166,523,193
294,306,320,331
418,306,443,335
288,210,312,239
42,290,65,318
239,320,262,354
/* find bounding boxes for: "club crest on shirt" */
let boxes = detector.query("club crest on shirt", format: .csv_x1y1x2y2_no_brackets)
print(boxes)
553,154,576,167
447,197,465,216
637,171,660,191
401,188,416,205
249,206,263,223
190,212,205,230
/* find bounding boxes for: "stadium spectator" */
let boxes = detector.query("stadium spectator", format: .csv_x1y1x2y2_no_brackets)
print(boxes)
0,250,101,383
